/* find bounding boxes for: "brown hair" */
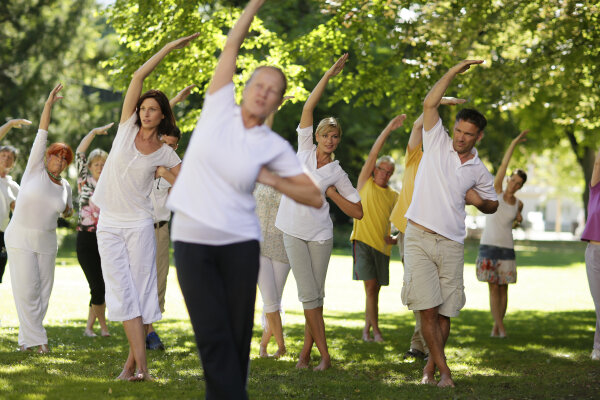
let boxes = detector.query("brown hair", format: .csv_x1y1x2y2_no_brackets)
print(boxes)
135,89,176,136
46,143,74,165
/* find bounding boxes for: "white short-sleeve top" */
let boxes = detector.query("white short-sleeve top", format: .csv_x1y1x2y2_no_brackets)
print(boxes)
4,129,73,254
405,118,496,244
275,125,361,242
0,175,19,231
168,82,304,246
92,113,181,228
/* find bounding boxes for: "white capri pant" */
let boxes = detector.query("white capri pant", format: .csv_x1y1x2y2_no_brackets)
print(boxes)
257,255,290,314
96,223,161,324
8,247,56,348
283,233,333,310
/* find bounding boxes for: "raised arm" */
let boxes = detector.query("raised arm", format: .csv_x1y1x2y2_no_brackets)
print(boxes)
408,97,466,152
39,83,63,131
121,33,199,123
592,147,600,188
423,60,483,131
169,84,196,108
494,129,529,193
257,168,323,208
0,119,32,142
208,0,265,94
299,53,348,129
76,123,114,154
325,186,363,219
356,114,406,190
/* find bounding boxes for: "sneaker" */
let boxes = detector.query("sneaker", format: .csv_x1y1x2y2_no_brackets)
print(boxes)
404,348,427,359
592,349,600,361
146,332,165,350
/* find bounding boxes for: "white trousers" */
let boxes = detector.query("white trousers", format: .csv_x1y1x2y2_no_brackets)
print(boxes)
8,247,55,347
257,255,290,314
96,224,161,324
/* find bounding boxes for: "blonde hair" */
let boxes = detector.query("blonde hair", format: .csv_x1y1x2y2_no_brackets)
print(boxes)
87,148,108,168
315,117,342,160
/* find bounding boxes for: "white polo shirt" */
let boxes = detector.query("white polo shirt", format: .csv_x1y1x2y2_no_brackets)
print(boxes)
275,125,361,242
168,82,304,246
405,118,496,244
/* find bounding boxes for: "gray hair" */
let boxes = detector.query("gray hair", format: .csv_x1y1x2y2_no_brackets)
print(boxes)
87,148,108,167
376,155,395,169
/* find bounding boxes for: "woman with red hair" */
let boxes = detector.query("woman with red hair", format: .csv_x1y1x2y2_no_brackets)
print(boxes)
5,83,73,353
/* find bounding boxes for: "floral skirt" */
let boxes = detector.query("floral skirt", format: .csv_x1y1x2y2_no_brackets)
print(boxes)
476,244,517,285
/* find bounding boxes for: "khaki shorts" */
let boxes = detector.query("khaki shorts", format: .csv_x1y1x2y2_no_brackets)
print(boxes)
401,223,466,318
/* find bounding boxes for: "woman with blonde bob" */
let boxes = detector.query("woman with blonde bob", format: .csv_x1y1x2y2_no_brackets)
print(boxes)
75,123,113,338
6,83,73,353
276,54,363,371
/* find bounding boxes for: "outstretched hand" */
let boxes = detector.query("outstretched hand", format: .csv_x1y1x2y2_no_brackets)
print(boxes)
387,114,407,131
513,129,529,144
172,84,196,105
92,122,114,136
452,59,484,75
440,97,467,106
326,53,349,78
46,83,64,106
168,33,200,50
8,119,32,129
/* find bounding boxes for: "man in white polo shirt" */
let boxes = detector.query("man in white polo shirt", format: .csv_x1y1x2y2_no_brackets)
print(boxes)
402,59,499,387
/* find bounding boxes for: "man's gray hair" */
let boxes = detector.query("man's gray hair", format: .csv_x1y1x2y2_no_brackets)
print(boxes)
376,155,395,169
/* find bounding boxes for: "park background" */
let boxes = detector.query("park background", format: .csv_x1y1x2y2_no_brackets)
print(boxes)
1,0,599,398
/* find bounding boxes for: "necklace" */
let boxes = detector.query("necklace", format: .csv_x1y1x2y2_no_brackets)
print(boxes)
46,167,61,181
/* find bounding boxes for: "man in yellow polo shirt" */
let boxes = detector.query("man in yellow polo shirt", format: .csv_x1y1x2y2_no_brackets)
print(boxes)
350,114,406,342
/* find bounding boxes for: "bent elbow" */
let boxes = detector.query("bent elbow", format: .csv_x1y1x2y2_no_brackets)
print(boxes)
353,205,364,220
484,201,499,214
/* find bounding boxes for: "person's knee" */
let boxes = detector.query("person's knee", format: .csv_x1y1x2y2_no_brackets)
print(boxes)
364,280,380,297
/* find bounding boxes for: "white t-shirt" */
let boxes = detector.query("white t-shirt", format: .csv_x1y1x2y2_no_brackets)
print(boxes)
168,82,304,245
92,113,181,228
150,177,172,223
275,125,361,241
405,118,496,244
4,129,73,254
0,175,19,231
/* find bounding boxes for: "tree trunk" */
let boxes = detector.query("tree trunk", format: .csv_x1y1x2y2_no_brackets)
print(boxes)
565,127,596,222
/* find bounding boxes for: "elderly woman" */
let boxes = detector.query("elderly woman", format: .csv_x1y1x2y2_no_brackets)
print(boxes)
75,123,113,337
91,35,196,381
0,119,30,284
476,129,528,338
275,54,363,371
167,1,322,398
5,84,73,353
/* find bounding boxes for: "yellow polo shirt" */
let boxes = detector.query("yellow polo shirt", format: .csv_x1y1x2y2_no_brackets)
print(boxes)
350,177,398,256
389,146,423,234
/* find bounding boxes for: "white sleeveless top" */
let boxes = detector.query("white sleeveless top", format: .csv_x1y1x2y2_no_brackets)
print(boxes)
480,192,519,249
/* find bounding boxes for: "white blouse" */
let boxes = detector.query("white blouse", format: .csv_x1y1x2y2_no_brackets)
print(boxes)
275,125,360,241
5,129,72,254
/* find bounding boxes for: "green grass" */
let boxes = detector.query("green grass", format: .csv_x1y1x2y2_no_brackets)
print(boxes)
0,232,597,399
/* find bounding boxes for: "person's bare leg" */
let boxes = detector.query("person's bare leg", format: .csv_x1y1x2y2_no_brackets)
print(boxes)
296,321,313,369
364,280,383,342
265,311,286,358
92,303,110,336
420,307,453,387
260,323,273,358
117,347,136,380
436,314,454,387
489,283,504,337
121,317,153,381
498,284,508,337
145,323,155,334
305,307,331,371
84,306,97,337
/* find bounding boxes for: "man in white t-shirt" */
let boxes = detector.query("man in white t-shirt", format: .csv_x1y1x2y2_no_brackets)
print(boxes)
402,60,499,387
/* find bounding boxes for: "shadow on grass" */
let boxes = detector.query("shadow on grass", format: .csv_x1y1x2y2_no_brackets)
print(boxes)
1,310,598,399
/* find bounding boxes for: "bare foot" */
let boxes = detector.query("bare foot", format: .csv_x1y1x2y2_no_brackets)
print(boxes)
437,374,455,388
421,366,437,385
18,345,32,352
128,372,154,382
296,356,310,369
313,357,331,371
84,329,97,337
37,344,49,354
117,369,135,381
362,332,373,342
259,345,270,358
101,330,111,337
373,333,384,343
273,347,287,359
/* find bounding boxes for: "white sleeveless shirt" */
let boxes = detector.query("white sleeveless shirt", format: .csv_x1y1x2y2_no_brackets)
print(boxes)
480,192,519,249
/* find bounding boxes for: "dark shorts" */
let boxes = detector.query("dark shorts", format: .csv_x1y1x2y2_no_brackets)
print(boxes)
352,240,390,286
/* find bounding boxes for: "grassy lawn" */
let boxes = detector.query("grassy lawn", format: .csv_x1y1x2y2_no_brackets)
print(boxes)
0,232,598,399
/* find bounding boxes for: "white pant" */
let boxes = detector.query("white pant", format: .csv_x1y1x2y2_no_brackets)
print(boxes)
96,224,161,324
257,255,290,314
8,247,55,347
